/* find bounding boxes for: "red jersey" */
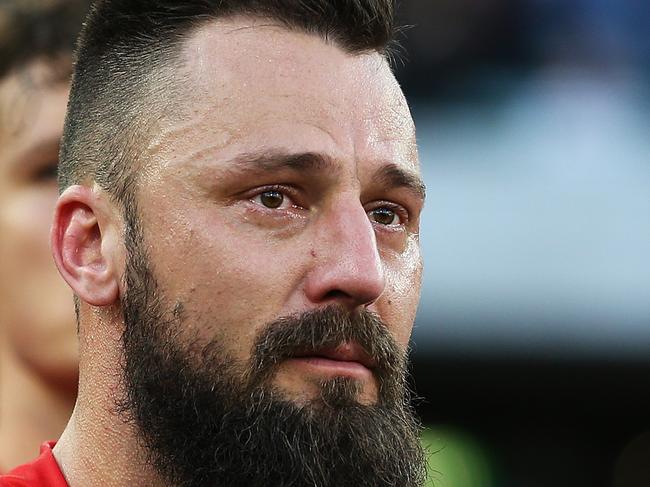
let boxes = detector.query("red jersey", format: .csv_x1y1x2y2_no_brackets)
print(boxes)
0,442,68,487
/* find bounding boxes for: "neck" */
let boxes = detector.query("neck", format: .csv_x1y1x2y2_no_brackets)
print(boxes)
0,341,77,471
53,316,165,487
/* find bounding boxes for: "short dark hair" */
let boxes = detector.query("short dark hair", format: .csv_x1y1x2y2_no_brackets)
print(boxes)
59,0,397,206
0,0,89,80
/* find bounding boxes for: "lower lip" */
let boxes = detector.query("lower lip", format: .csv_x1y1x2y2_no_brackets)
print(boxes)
285,357,373,380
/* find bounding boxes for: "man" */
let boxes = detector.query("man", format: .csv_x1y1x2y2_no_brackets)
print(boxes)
2,0,427,485
0,0,87,471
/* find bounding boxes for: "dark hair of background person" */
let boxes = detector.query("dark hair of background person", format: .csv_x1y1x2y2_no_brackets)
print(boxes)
0,0,89,81
59,0,398,208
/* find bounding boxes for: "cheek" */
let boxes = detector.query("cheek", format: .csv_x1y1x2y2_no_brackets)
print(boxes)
143,204,306,357
380,238,423,348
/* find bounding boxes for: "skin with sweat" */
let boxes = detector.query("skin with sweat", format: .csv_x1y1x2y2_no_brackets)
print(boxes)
53,17,424,486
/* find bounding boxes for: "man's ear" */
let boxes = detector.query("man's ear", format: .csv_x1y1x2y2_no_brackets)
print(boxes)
51,185,120,306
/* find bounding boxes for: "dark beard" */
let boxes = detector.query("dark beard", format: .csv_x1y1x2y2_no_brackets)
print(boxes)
117,210,426,487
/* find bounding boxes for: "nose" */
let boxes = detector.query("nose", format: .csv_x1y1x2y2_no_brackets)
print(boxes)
304,199,386,309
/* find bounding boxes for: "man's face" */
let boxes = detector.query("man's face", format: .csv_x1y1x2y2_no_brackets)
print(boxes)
130,18,424,406
0,62,77,382
114,18,426,487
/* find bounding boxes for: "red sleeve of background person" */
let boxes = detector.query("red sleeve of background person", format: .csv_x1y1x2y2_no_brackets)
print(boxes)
0,443,68,487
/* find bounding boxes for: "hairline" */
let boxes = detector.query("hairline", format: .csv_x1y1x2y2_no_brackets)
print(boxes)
59,2,398,209
67,16,392,200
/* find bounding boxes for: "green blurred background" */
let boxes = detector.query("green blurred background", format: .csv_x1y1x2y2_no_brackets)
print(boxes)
422,427,497,487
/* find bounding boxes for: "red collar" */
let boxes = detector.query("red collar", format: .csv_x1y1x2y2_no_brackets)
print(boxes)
0,442,68,487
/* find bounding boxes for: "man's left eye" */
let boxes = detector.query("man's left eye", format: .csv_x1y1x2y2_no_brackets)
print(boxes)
368,207,401,226
251,189,292,209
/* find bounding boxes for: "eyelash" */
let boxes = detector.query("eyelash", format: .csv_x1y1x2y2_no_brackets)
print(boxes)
367,202,410,227
248,185,303,209
246,186,410,227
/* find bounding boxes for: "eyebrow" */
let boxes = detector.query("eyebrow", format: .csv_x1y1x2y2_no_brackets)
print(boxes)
226,149,426,200
373,163,426,201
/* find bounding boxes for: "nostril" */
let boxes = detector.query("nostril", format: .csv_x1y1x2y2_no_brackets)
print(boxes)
322,289,350,301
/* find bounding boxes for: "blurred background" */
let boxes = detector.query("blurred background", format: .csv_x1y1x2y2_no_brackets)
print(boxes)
393,1,650,486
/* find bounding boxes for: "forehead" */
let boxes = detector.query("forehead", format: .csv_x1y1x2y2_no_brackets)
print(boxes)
151,17,418,176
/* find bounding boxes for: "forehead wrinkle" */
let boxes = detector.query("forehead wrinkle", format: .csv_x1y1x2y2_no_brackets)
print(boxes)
145,113,237,167
228,149,339,174
165,19,417,196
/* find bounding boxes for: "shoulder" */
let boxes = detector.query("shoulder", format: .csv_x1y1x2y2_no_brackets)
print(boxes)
0,443,68,487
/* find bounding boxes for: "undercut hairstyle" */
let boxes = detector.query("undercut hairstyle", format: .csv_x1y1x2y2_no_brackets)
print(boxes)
0,0,89,81
58,0,398,207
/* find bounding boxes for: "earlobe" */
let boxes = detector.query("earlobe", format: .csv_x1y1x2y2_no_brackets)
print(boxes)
51,185,120,307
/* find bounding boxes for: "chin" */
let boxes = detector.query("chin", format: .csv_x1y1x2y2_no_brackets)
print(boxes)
273,370,378,408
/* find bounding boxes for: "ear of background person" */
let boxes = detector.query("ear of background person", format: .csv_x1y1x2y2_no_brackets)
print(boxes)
395,1,650,486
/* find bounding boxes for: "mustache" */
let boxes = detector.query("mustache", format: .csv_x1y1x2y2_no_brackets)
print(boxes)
245,306,407,402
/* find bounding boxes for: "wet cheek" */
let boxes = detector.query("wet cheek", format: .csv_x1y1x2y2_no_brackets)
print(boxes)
145,209,305,356
189,237,300,307
390,237,422,295
186,249,300,358
381,239,423,347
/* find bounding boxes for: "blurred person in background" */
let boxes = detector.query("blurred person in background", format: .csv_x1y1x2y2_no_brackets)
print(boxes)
0,0,88,472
